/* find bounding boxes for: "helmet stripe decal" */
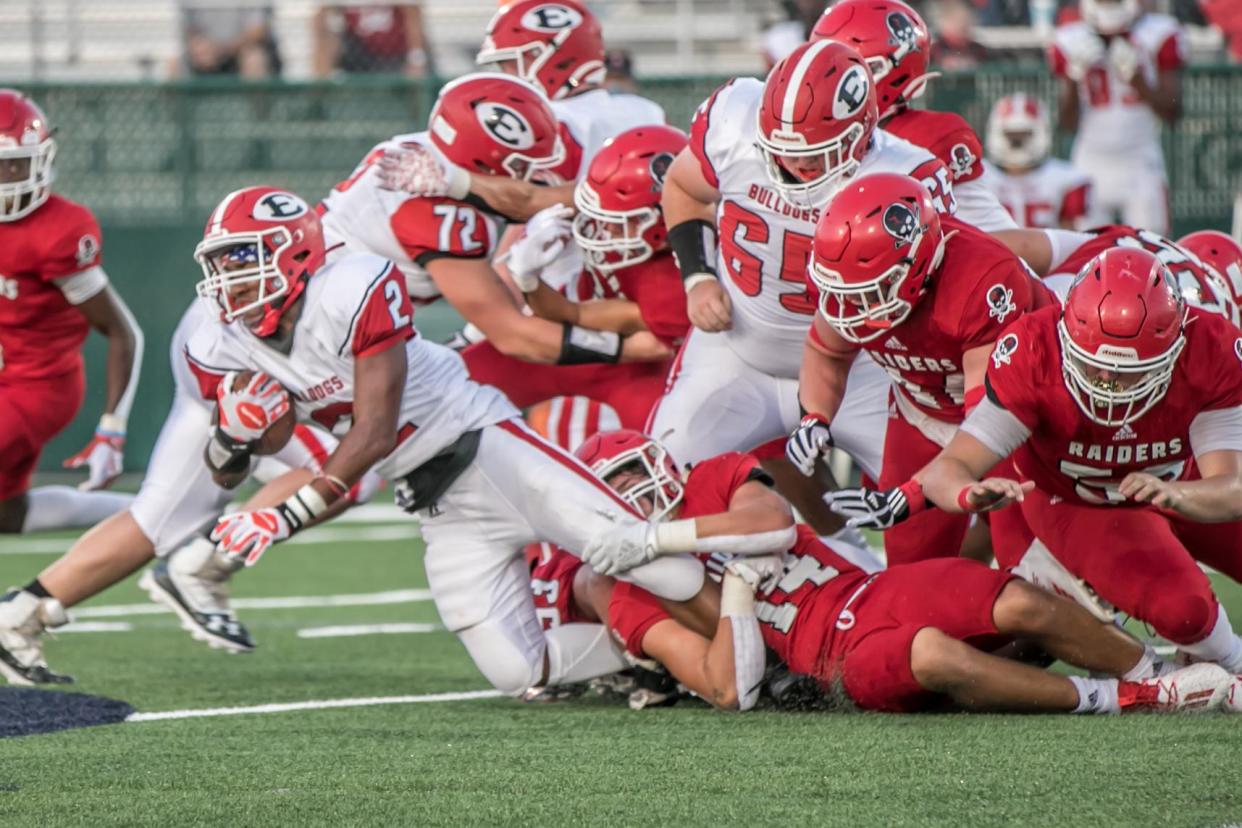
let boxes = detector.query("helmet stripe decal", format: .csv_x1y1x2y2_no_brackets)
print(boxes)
208,188,243,237
781,39,835,129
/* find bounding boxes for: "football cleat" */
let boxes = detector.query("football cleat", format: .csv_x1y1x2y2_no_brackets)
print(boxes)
1118,663,1231,713
0,588,73,686
139,539,254,653
521,683,587,703
1225,674,1242,714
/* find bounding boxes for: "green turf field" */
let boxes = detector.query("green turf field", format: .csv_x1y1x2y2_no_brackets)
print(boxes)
3,507,1241,827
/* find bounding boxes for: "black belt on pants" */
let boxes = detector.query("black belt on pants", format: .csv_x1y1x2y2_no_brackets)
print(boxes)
395,429,482,513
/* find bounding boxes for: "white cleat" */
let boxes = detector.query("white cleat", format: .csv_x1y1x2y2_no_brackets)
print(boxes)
0,588,72,686
139,537,253,653
1118,663,1231,713
1225,675,1242,714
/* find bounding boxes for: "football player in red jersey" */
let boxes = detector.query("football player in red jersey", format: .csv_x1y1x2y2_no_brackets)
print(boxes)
318,73,669,369
577,429,1231,713
809,0,1015,233
1177,230,1242,318
787,173,1054,565
460,125,690,428
0,90,142,535
849,247,1242,674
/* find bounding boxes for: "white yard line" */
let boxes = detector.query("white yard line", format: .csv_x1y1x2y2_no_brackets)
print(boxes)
0,522,417,556
60,621,134,633
74,588,433,618
126,689,503,722
297,622,442,638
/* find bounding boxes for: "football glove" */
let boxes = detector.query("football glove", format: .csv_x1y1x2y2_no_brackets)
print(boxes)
210,508,291,566
824,481,926,530
507,205,575,292
786,413,833,477
580,520,657,576
63,421,125,491
216,371,290,445
376,143,471,200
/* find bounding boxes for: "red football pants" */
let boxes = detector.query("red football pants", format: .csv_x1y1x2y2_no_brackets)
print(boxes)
0,368,86,500
1019,487,1242,645
461,342,671,430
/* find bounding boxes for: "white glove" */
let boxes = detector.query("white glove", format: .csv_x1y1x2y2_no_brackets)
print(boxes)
376,143,471,200
507,205,575,292
216,371,291,445
580,520,657,576
785,414,833,477
724,554,785,592
1062,30,1105,82
62,424,125,491
210,508,291,566
1108,35,1140,82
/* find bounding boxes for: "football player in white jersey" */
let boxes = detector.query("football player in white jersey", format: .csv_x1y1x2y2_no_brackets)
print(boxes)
1048,0,1184,233
188,185,780,697
981,93,1092,230
652,40,956,503
0,297,380,685
319,73,667,367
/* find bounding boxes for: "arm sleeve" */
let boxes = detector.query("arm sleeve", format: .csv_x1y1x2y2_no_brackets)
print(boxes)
1189,406,1242,458
960,393,1033,458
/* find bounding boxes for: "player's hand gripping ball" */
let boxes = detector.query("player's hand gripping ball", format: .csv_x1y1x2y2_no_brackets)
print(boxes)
216,370,295,455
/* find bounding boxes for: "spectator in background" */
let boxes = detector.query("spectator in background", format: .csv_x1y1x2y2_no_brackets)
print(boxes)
1201,0,1242,62
312,4,433,78
929,0,992,69
602,49,637,94
180,4,280,78
761,0,829,69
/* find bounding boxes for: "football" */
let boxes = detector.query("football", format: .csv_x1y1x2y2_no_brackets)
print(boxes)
227,370,296,456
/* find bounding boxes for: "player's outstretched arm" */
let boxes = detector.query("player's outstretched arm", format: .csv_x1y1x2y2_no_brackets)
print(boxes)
919,430,1032,514
1119,448,1242,522
63,284,144,490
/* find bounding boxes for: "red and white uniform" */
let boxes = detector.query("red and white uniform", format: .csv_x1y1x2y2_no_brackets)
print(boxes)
462,252,688,429
527,542,590,630
980,160,1092,230
187,250,703,694
131,300,378,555
813,218,1055,564
0,194,103,498
962,305,1242,644
549,89,666,183
1044,225,1218,302
605,451,1016,712
650,78,951,471
1049,15,1186,232
319,133,503,305
882,109,1017,232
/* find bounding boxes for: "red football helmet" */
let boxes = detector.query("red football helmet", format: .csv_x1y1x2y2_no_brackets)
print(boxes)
1177,230,1242,316
1059,247,1187,427
194,186,326,338
574,429,684,520
477,0,605,101
808,172,946,343
571,125,687,274
756,40,879,202
428,72,564,183
986,93,1051,171
0,89,56,222
810,0,933,121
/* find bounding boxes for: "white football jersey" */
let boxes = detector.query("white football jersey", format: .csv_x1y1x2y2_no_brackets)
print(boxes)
690,78,951,378
319,133,503,305
980,159,1092,229
183,252,518,480
1050,15,1185,161
552,88,666,181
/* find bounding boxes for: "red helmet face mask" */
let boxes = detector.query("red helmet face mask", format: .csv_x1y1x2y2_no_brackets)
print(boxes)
572,125,687,274
1176,230,1242,322
809,172,946,343
0,89,56,222
810,0,934,121
477,0,605,101
195,186,326,338
429,72,565,183
1058,247,1187,427
756,40,879,203
574,429,684,520
986,93,1051,171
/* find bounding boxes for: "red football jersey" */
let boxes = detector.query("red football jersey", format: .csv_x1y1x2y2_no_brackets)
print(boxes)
589,252,691,349
0,194,102,380
822,216,1056,422
883,109,985,185
526,542,590,631
1053,225,1220,292
982,305,1242,506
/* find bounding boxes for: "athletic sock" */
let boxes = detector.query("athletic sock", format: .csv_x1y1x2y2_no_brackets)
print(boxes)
23,578,51,599
1121,644,1159,681
1178,604,1242,673
21,486,133,533
545,623,629,686
1069,676,1120,714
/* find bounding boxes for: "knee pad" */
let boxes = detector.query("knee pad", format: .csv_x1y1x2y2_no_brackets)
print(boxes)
456,619,546,696
1146,588,1216,645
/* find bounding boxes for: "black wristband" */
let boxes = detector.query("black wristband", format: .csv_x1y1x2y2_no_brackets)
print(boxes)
667,219,719,281
557,324,622,365
204,428,253,476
